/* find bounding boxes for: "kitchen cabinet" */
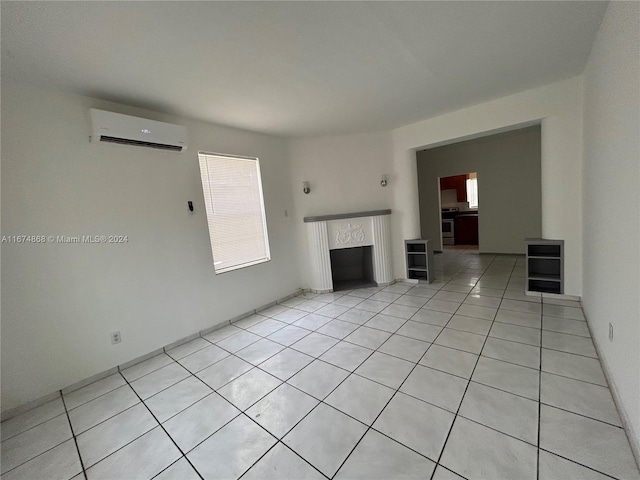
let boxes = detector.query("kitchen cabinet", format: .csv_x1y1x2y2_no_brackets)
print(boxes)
454,214,478,245
440,174,468,202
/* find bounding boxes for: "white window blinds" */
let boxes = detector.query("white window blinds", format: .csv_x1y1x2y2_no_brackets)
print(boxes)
198,152,270,274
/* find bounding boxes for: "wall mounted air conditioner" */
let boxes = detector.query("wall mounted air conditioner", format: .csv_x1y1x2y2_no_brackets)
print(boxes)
90,109,187,152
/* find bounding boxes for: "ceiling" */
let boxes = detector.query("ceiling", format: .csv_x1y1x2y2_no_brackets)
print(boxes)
1,1,607,137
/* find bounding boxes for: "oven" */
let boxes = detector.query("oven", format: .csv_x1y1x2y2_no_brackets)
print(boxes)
442,219,455,245
441,207,458,245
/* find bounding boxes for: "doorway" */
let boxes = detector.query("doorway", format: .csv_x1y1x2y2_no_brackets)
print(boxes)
439,172,479,247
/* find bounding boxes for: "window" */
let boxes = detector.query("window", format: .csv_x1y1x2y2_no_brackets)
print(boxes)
198,152,270,273
466,174,478,208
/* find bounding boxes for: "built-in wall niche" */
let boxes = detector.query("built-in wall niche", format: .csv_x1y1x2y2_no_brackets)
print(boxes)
330,246,375,291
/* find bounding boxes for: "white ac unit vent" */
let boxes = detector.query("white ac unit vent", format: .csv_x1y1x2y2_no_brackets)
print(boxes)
90,109,187,152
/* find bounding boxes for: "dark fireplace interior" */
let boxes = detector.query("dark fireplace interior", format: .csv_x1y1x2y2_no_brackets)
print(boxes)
330,246,376,291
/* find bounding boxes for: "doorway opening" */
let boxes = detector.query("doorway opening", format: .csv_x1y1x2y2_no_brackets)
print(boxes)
439,172,479,247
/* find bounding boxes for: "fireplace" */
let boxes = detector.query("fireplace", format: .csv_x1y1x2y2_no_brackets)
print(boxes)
330,246,375,291
304,210,393,292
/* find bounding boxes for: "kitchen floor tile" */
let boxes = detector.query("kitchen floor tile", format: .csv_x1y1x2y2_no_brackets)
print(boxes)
202,325,243,344
283,403,367,478
499,299,542,315
373,392,454,460
369,291,402,303
314,303,351,319
379,303,420,320
393,294,428,308
463,294,501,308
259,305,289,317
233,314,269,329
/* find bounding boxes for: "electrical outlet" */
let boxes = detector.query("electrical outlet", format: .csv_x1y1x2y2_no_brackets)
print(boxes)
111,331,122,345
609,323,613,342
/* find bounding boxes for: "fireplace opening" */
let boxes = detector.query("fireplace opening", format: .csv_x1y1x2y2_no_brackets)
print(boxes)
329,246,376,292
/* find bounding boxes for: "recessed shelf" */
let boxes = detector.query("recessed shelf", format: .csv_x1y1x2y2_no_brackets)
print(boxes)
405,239,434,284
525,238,563,295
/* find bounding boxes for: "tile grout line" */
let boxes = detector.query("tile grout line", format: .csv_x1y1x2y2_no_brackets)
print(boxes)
429,253,519,479
116,371,206,480
60,392,89,480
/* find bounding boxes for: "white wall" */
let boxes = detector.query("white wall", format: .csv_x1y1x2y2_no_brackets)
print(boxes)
583,1,640,456
390,76,584,295
1,82,302,412
287,132,394,282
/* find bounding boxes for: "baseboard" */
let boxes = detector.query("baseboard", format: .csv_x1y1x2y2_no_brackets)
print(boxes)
1,288,304,422
585,309,640,469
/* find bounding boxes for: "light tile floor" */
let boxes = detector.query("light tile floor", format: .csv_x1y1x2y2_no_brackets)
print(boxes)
2,247,639,480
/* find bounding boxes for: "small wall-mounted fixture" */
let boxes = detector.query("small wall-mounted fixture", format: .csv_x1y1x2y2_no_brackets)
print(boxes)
188,201,194,213
380,175,388,187
303,181,311,194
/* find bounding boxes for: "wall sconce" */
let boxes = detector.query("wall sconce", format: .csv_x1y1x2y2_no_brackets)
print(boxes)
380,175,388,187
303,181,311,194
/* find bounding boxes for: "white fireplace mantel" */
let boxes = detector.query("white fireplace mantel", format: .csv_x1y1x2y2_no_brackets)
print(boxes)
304,210,393,292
